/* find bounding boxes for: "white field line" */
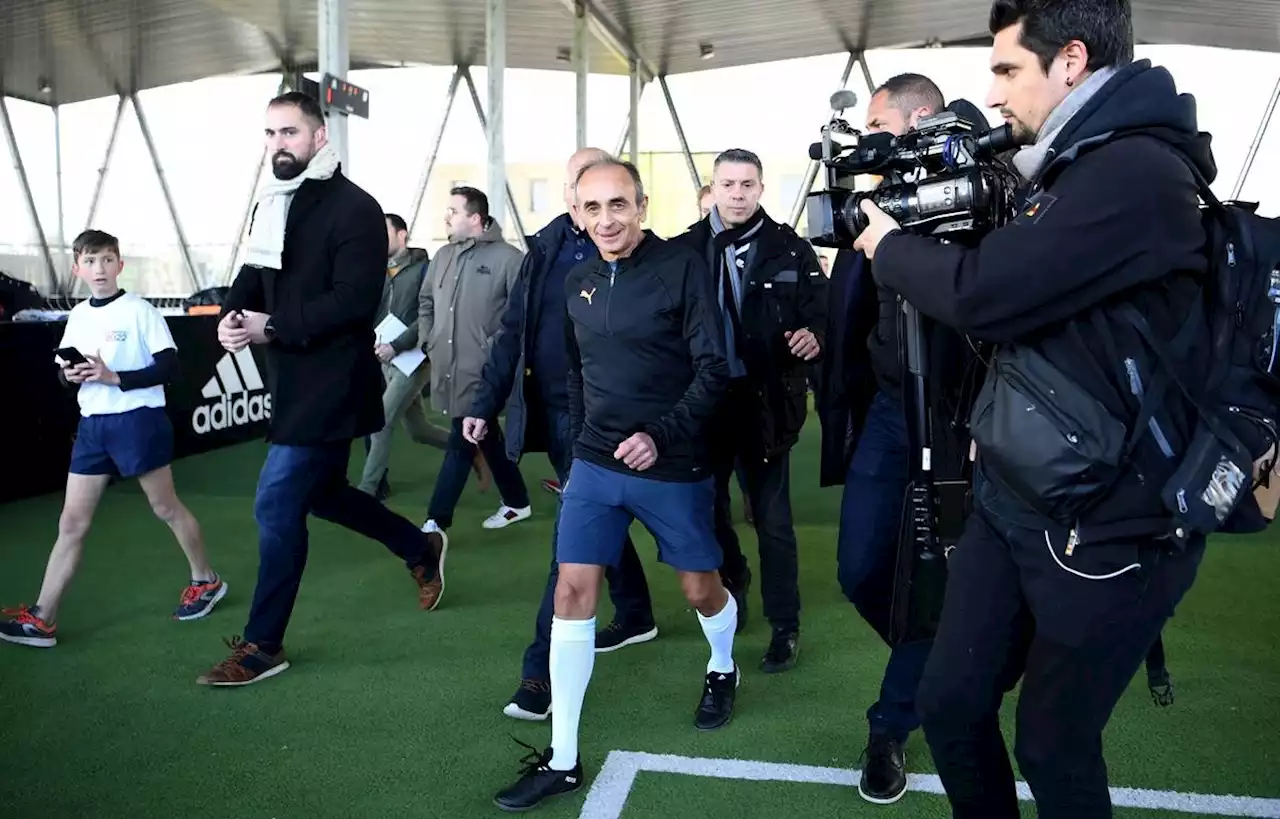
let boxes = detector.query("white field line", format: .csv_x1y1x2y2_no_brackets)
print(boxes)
578,750,1280,819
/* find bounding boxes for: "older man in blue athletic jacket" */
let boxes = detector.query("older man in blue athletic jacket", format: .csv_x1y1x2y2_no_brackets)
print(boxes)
465,148,657,723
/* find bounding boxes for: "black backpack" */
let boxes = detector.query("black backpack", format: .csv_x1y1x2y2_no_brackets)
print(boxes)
1122,155,1280,542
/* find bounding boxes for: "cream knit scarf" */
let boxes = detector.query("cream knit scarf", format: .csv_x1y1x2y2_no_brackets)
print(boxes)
244,143,341,270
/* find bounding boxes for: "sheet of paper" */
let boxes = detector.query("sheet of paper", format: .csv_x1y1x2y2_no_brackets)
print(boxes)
390,349,426,377
374,314,408,345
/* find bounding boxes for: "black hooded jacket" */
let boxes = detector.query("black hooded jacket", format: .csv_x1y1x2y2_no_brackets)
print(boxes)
871,59,1215,543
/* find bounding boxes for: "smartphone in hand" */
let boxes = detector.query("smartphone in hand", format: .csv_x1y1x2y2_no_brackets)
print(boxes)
54,346,88,367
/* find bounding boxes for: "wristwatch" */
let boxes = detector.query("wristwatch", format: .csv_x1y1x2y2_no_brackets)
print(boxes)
263,316,277,342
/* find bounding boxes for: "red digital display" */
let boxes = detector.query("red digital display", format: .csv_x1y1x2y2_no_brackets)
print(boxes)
321,73,370,119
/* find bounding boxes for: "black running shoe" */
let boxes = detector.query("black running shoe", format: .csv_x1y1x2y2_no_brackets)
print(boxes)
595,620,658,653
503,679,552,721
1148,667,1175,707
694,667,739,731
858,733,907,804
760,628,799,673
493,740,584,812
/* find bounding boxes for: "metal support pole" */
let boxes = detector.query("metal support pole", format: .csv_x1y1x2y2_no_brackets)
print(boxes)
132,92,201,293
858,51,876,102
84,95,126,232
628,59,641,166
319,0,350,170
788,51,864,230
658,75,701,194
1231,72,1280,201
0,96,58,295
486,0,508,225
225,146,268,284
462,67,527,248
408,68,463,239
67,95,128,297
53,105,66,272
225,77,289,284
614,79,647,156
573,0,588,149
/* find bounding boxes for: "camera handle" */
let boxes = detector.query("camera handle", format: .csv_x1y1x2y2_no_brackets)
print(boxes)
889,298,951,644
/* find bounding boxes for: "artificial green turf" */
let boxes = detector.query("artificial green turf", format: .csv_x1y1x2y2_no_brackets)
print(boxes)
0,423,1277,818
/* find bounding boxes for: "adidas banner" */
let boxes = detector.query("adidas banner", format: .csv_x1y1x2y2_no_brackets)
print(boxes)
1,315,271,504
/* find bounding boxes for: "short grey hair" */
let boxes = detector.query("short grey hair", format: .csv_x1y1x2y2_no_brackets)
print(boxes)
714,148,763,175
574,156,646,205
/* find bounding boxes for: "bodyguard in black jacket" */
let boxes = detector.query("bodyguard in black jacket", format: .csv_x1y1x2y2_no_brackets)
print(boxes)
853,4,1212,816
672,149,828,674
198,93,444,688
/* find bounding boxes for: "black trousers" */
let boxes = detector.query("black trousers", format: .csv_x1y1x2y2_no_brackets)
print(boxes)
917,507,1205,819
711,383,801,632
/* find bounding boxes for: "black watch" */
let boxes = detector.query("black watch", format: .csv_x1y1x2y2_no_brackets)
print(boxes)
263,317,277,342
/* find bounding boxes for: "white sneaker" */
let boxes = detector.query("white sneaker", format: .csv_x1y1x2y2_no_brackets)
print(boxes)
483,505,532,529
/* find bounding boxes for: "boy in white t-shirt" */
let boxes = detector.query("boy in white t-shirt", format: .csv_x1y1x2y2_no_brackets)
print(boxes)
0,230,227,649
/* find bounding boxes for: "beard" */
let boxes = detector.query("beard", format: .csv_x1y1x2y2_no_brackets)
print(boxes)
272,151,309,180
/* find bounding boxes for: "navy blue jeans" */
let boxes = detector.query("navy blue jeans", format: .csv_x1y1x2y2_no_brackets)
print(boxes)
243,441,433,653
520,407,655,681
427,417,531,528
837,391,932,743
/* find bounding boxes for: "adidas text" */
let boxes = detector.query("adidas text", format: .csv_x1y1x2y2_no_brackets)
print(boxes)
192,392,272,434
192,349,272,435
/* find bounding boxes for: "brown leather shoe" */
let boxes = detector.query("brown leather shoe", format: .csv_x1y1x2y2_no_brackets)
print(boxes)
413,531,448,611
472,451,492,493
196,637,289,686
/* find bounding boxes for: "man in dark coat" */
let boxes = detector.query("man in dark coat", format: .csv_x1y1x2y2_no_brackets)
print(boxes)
671,148,828,674
196,92,445,687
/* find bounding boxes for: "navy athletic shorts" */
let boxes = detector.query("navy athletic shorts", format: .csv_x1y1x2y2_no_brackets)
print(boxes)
69,406,174,478
555,458,720,572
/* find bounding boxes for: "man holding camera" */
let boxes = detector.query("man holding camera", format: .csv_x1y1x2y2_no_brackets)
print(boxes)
674,148,827,673
820,73,983,806
853,1,1214,816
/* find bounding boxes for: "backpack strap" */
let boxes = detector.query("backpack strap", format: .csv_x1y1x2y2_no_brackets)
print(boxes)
1119,302,1241,451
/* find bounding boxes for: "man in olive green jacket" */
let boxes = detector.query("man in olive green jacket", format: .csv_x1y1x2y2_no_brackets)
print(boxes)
418,187,532,543
359,213,493,498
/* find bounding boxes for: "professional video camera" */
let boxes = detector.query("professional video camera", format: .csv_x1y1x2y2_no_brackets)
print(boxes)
803,90,1018,644
805,90,1019,248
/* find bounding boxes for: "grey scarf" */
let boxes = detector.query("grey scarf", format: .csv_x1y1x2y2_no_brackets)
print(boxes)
709,205,764,378
709,204,765,310
1012,65,1119,182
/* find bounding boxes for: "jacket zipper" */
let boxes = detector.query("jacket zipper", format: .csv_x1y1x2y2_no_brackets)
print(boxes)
1123,358,1175,458
605,267,615,334
999,361,1080,445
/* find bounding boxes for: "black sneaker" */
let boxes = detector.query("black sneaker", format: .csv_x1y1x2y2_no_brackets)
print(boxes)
503,678,552,721
760,628,799,673
694,667,739,731
858,733,907,804
1148,667,1176,707
493,740,584,812
595,621,658,653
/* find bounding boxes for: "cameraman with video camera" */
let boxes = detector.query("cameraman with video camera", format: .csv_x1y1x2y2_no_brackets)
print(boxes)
817,73,983,806
852,1,1217,816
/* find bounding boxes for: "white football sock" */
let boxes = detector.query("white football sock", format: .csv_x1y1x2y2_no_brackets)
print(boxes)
697,592,738,675
549,615,596,771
